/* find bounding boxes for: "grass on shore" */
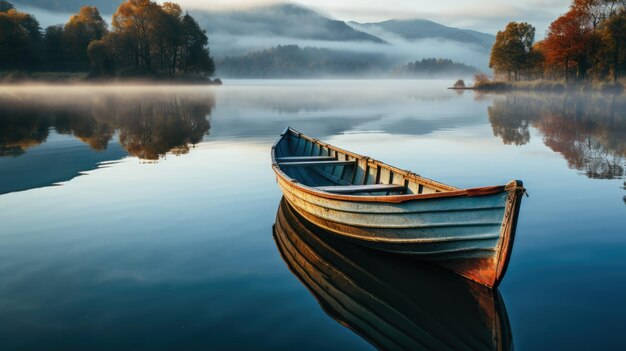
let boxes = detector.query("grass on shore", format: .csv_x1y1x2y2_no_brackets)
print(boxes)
473,79,625,94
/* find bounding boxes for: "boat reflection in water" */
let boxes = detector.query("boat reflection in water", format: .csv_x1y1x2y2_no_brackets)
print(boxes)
273,198,513,351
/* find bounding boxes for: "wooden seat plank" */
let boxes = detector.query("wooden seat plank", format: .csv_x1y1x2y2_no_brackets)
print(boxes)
316,184,405,194
276,156,336,163
278,160,356,168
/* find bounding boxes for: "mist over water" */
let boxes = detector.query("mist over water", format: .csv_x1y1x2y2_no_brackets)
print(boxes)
210,34,490,71
0,80,625,350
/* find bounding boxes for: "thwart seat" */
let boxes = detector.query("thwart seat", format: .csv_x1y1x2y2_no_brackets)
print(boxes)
277,160,356,167
316,184,405,194
275,156,336,163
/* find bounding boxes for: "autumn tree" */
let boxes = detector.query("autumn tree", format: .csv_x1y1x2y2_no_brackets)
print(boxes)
111,0,162,70
572,0,625,28
0,0,214,80
543,8,595,81
0,2,42,70
489,22,537,80
101,0,215,78
598,10,626,81
87,36,115,76
63,6,108,70
487,0,626,83
537,0,626,81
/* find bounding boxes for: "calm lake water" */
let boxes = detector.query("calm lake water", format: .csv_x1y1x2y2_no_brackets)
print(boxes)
0,80,624,350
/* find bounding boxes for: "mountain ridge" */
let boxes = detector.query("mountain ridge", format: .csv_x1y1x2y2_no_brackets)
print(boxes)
12,1,494,50
349,19,495,49
191,4,386,44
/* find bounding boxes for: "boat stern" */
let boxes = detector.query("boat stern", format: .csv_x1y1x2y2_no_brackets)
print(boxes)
437,180,525,288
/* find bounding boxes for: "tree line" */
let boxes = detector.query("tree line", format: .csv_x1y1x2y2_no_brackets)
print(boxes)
489,0,626,82
392,58,478,78
0,0,215,79
217,45,387,78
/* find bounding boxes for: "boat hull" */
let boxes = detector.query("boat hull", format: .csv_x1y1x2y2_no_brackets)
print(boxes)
275,168,523,288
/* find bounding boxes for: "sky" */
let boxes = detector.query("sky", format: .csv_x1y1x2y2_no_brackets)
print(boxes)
175,0,572,35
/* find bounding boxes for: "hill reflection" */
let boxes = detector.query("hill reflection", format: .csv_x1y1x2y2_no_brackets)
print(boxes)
274,198,513,351
0,92,214,161
487,93,626,179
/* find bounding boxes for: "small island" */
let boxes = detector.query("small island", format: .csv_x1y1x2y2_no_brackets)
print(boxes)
0,0,220,84
453,0,626,93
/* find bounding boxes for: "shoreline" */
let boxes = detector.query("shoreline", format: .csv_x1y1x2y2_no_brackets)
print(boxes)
0,80,224,86
0,71,223,86
450,81,625,94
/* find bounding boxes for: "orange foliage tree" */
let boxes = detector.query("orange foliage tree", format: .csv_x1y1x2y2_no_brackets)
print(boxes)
97,0,215,78
111,0,162,69
542,7,595,81
63,6,108,70
492,0,626,82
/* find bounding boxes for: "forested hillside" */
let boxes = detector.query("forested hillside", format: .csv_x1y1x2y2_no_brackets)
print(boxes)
217,45,389,78
191,4,384,44
393,59,478,77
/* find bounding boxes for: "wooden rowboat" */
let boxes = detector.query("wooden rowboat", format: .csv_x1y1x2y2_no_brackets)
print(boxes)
273,198,513,351
271,127,526,288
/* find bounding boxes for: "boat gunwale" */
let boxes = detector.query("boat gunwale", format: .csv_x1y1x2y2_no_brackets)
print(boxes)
272,127,522,204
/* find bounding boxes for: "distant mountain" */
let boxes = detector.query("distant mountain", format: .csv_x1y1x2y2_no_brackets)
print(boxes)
12,0,122,14
9,1,494,75
350,19,495,49
191,4,385,44
12,1,494,51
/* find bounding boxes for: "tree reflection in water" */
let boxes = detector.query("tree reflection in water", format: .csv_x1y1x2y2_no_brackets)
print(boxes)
0,92,215,161
0,112,50,157
487,93,626,179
